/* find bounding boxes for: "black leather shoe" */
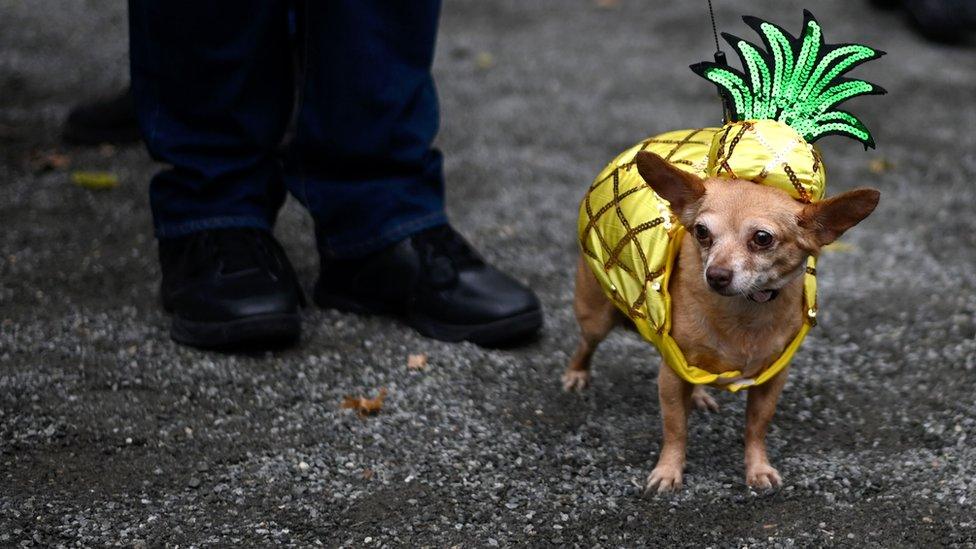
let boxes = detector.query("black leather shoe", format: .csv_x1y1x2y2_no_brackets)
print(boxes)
160,228,304,350
63,86,142,145
314,225,543,346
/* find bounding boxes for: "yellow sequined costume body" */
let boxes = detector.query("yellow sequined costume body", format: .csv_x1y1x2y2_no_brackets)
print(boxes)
578,120,824,392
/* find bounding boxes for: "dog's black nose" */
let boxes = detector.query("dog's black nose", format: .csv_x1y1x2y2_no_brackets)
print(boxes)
706,267,733,290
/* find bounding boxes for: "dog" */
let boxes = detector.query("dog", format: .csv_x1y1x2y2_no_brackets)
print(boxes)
564,149,879,492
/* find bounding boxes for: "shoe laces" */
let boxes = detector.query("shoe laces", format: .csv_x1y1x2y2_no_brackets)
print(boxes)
412,225,484,286
168,228,281,278
211,229,277,274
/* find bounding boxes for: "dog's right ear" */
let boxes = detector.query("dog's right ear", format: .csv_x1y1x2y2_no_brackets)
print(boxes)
635,151,706,214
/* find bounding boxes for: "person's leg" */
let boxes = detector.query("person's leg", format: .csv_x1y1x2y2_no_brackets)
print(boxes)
287,0,542,346
129,0,293,238
284,0,446,258
129,1,303,349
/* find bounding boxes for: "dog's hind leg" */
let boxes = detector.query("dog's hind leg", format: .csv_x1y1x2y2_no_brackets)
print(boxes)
563,256,621,392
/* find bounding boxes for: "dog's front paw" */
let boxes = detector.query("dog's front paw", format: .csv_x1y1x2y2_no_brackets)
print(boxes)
645,464,683,493
746,462,782,490
561,369,591,392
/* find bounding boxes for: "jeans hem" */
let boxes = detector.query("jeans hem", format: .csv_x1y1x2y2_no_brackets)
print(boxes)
155,216,271,239
318,211,447,259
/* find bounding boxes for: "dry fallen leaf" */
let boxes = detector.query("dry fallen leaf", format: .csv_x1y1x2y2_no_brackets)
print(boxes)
341,388,388,417
32,151,71,172
407,353,428,370
868,158,894,174
595,0,620,8
475,51,495,70
498,224,516,238
362,468,374,480
71,171,119,190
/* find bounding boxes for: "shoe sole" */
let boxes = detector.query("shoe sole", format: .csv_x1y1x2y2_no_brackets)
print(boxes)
316,292,543,347
171,312,301,351
409,308,543,347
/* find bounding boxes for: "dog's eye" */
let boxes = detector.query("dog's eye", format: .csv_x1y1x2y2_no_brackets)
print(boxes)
752,230,774,248
693,223,711,243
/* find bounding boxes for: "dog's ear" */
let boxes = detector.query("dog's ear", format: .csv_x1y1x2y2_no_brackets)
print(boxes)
799,188,880,246
635,151,706,214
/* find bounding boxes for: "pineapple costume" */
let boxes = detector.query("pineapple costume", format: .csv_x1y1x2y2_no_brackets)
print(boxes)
578,11,884,392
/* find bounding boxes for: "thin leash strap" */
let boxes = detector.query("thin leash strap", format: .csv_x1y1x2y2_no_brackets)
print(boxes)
706,0,733,123
707,0,721,54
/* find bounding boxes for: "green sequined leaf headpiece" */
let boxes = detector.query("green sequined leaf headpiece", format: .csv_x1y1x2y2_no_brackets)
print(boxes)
690,10,885,148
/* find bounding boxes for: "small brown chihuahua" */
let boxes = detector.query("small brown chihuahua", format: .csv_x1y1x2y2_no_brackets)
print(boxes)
564,151,880,492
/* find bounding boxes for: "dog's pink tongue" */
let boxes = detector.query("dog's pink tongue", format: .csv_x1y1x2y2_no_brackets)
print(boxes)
750,290,774,303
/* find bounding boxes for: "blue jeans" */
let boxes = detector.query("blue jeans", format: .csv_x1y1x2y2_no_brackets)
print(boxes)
128,0,446,257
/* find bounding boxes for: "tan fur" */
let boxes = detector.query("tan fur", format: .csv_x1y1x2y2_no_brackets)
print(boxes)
565,151,879,492
670,182,806,380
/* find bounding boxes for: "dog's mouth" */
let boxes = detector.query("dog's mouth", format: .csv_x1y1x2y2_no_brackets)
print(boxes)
747,289,779,303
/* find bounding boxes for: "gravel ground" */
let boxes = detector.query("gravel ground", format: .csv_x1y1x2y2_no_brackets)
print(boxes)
2,1,976,547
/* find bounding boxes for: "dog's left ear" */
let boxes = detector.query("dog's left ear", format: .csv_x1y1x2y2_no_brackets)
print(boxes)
799,188,880,246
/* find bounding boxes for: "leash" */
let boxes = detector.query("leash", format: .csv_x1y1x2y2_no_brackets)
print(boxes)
706,0,733,123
